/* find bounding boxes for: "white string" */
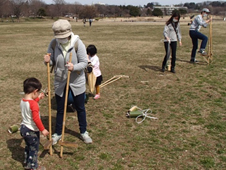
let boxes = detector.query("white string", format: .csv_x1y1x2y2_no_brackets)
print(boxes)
134,107,158,124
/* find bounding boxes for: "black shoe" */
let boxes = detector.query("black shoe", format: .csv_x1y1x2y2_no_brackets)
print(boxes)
161,68,165,72
190,59,198,63
171,68,175,73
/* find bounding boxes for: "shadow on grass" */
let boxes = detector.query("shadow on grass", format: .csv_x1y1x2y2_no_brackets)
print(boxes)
139,65,162,72
40,116,81,158
6,138,24,166
41,116,81,139
40,146,74,158
177,58,208,65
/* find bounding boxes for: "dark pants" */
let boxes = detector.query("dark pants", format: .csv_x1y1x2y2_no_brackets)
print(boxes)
189,30,208,60
95,75,103,86
162,41,177,69
20,125,39,169
55,88,87,135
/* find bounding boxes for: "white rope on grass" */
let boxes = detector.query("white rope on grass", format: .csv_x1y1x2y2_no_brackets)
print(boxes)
134,106,158,124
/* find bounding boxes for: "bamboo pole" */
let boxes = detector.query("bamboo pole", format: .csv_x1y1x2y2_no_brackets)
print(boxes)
203,16,213,64
209,16,213,63
100,75,129,88
47,59,53,155
100,76,117,87
60,53,72,158
100,77,121,88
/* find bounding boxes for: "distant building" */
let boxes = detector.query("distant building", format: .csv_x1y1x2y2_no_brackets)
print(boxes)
153,5,188,15
93,2,106,6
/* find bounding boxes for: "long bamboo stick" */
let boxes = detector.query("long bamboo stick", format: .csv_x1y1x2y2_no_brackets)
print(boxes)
100,75,129,88
60,53,72,158
208,16,213,64
100,76,117,87
100,77,121,88
210,16,213,62
47,58,53,155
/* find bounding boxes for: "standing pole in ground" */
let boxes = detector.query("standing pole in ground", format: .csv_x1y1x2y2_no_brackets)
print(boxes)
47,60,53,155
203,16,213,64
209,16,213,63
60,52,72,158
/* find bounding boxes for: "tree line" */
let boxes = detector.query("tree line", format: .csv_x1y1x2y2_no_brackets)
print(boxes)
0,0,225,20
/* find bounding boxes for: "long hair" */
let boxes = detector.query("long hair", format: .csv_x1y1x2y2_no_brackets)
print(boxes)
166,11,181,28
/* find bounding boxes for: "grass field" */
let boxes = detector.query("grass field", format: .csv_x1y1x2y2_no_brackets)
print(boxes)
1,18,226,170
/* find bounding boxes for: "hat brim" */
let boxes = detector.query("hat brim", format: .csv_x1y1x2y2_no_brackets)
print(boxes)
54,31,71,39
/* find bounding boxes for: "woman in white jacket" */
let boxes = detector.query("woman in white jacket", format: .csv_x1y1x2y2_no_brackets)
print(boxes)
162,11,182,73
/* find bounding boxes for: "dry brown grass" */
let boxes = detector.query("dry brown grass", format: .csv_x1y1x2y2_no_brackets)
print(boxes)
1,18,226,170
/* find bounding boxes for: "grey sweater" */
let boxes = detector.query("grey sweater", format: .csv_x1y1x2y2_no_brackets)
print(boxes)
190,14,208,31
47,33,88,97
163,22,181,42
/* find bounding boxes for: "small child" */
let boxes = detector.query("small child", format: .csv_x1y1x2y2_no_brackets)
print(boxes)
20,77,49,170
87,45,103,99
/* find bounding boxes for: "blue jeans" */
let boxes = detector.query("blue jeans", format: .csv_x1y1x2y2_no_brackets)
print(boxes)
55,88,87,135
20,125,39,169
189,30,208,60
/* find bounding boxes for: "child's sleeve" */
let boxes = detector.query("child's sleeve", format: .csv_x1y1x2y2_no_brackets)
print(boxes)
90,56,99,67
30,101,45,131
34,97,40,103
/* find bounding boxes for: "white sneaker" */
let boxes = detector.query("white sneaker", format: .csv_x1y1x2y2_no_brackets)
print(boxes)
80,131,92,144
52,133,62,145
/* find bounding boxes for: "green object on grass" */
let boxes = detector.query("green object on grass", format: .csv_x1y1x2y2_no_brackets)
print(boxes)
8,125,19,134
127,110,143,118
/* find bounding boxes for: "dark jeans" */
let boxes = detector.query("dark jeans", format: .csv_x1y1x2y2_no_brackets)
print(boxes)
55,88,87,135
20,125,39,169
189,30,208,60
162,41,177,69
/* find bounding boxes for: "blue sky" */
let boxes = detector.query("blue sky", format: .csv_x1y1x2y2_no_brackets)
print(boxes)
44,0,223,6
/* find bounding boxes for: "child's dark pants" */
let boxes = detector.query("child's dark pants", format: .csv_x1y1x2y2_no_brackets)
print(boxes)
20,124,40,169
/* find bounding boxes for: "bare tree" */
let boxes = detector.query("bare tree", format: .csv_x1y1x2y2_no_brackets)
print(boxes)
46,4,56,18
79,5,98,19
0,0,8,18
10,0,26,20
28,0,45,17
71,3,83,18
63,3,82,19
53,0,65,16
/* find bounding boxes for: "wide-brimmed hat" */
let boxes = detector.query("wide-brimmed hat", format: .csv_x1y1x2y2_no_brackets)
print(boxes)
202,8,210,13
52,19,72,38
